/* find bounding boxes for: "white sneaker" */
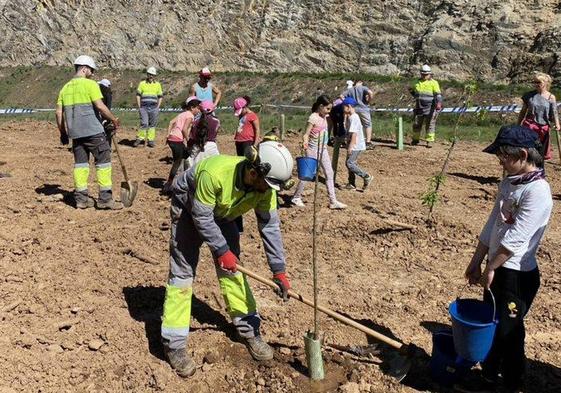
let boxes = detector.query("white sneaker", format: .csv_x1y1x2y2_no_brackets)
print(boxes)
329,201,347,209
291,197,305,207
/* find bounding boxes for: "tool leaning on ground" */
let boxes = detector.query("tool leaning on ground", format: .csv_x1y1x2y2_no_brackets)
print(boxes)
111,134,138,207
236,265,415,382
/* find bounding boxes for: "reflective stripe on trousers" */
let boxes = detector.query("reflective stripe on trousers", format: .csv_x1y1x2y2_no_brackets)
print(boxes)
72,134,113,203
161,204,260,350
412,111,439,142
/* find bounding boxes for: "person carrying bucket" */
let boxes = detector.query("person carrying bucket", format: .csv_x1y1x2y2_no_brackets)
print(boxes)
291,95,347,209
161,141,294,378
462,125,552,393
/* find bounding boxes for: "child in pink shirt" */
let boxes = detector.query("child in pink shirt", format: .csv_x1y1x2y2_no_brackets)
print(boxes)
164,97,200,192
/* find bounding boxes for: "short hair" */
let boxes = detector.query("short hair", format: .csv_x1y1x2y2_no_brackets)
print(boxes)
534,72,553,90
498,145,544,167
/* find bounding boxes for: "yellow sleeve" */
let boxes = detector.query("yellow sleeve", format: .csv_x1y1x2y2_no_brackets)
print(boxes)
256,189,277,212
88,81,103,102
194,170,218,207
136,81,143,96
56,89,63,106
433,80,441,94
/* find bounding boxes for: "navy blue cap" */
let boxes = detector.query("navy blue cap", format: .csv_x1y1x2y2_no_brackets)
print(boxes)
341,97,358,106
483,125,541,154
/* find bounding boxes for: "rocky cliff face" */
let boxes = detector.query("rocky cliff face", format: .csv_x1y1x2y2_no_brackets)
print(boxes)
1,0,560,82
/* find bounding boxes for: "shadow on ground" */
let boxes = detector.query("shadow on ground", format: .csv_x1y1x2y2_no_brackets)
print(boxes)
117,138,139,147
145,177,166,190
449,172,500,185
123,286,238,361
35,183,74,207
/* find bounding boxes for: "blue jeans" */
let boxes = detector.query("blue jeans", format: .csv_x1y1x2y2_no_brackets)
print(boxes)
346,150,368,186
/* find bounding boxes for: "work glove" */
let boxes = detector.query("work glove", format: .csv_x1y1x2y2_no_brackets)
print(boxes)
273,272,291,302
217,250,238,273
59,132,69,146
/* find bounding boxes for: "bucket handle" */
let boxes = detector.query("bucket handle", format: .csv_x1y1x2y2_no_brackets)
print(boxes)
456,284,497,323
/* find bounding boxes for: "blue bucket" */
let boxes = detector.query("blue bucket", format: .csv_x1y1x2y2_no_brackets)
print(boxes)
296,157,318,181
449,294,497,363
430,330,474,386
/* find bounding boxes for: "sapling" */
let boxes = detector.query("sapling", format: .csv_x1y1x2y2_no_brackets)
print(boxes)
421,81,478,221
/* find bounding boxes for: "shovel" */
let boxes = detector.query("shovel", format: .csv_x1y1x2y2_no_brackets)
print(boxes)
236,265,414,381
111,135,138,207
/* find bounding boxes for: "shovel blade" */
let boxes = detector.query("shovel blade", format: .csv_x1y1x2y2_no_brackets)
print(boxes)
120,180,138,207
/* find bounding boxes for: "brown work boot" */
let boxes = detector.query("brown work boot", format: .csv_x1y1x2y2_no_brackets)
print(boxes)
165,347,196,378
76,196,95,209
97,199,123,210
244,336,274,361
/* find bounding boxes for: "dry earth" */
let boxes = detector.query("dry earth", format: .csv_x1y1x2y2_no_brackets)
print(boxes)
0,120,560,392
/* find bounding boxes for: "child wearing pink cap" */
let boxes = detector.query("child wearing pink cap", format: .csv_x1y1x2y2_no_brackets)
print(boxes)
186,100,221,167
164,96,201,192
234,96,261,156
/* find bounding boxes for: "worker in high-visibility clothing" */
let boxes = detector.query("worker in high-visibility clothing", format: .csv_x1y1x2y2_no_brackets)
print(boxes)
134,67,163,147
161,141,293,377
409,64,443,148
55,55,122,210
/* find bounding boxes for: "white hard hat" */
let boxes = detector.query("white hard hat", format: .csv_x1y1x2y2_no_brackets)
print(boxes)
98,79,111,87
420,64,432,74
256,141,294,190
147,67,157,76
74,55,97,70
346,80,354,88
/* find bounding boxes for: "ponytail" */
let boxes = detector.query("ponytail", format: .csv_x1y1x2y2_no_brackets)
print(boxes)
311,94,331,113
194,112,209,151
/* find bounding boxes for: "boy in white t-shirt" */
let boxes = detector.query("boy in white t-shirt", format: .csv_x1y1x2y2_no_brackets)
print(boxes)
342,97,372,190
461,125,552,393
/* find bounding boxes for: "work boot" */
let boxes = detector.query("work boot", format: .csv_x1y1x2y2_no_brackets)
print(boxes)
97,199,124,210
363,175,373,191
165,347,196,378
76,196,95,209
133,139,143,147
147,141,155,148
244,336,274,361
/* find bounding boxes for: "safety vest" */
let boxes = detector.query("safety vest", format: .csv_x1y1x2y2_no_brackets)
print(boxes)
412,79,442,113
194,155,276,220
136,80,163,106
57,77,104,139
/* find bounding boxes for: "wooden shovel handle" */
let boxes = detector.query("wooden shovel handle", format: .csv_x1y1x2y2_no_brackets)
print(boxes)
236,265,406,351
111,135,130,182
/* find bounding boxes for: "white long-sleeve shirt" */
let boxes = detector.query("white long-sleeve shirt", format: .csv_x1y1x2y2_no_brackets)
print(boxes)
480,175,552,271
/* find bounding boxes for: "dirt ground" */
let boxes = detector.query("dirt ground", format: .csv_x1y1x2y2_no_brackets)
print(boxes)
0,120,560,393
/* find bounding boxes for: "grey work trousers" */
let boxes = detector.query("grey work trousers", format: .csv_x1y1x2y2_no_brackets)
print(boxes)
346,150,368,186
